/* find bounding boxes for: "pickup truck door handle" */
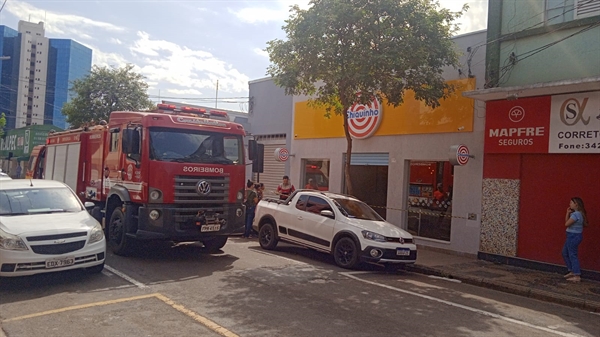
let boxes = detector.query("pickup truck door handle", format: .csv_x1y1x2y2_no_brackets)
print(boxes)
297,216,303,220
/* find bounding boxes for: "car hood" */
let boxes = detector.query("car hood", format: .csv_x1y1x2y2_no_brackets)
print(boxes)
0,211,99,236
341,217,413,239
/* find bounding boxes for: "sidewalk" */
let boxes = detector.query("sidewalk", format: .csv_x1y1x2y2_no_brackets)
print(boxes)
406,248,600,312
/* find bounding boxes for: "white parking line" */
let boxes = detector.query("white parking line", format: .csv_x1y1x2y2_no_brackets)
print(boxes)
252,249,311,265
105,265,148,289
341,272,585,337
428,275,462,283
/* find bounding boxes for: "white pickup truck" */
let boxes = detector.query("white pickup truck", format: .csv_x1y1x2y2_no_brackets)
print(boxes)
252,190,417,269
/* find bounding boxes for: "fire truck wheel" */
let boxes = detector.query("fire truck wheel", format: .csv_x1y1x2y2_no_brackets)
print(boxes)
203,236,228,253
108,208,132,255
258,222,279,250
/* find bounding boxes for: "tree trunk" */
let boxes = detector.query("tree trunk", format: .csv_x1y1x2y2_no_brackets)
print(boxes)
342,105,353,195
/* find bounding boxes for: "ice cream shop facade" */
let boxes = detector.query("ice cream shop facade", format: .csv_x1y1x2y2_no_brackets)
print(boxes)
474,90,600,274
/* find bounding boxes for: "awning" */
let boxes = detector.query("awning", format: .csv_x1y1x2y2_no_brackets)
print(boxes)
462,76,600,102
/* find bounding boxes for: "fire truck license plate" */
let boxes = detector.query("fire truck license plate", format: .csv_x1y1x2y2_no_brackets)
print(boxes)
46,257,75,269
201,224,221,232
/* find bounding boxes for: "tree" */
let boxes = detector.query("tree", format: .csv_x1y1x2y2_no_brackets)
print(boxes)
0,113,6,138
62,64,154,127
266,0,465,194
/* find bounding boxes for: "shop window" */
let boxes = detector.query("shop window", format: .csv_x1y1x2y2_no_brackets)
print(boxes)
301,159,330,191
407,160,454,241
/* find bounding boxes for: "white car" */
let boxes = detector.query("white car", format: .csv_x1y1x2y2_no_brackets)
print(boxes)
253,190,417,269
0,171,10,180
0,180,106,277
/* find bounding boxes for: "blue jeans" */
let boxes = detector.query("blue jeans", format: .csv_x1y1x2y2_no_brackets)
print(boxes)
244,206,256,237
562,232,583,275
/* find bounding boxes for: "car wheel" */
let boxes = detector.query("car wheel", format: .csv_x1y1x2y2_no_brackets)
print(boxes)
258,222,278,250
333,237,359,269
85,262,105,274
203,236,228,252
108,208,132,256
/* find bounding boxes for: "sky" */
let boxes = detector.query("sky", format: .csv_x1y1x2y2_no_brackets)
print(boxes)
0,0,488,112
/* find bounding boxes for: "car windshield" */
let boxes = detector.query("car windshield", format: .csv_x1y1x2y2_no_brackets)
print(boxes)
332,198,384,221
149,127,243,165
0,187,83,216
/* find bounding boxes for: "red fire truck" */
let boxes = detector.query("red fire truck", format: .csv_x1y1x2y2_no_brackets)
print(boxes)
28,104,247,255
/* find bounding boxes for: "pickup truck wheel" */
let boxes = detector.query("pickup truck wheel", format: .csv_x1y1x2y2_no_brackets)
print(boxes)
333,237,359,269
258,223,278,250
203,236,228,252
108,208,132,256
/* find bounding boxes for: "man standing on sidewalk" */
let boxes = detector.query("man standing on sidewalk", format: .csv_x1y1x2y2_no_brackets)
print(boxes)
243,180,258,238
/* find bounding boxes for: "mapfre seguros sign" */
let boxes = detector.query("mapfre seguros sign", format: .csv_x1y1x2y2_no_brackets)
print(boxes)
347,97,382,139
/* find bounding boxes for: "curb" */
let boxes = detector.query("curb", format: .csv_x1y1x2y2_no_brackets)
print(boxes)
406,264,600,313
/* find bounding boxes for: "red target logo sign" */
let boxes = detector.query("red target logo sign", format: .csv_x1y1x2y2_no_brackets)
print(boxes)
347,97,382,139
456,145,470,166
274,148,289,162
449,144,471,166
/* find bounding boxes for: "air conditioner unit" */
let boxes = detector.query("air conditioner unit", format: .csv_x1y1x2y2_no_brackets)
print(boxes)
575,0,600,19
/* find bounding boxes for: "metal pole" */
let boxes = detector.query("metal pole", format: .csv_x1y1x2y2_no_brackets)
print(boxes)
215,80,219,108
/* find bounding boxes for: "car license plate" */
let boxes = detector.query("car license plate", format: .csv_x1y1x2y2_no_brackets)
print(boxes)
396,248,411,256
201,224,221,232
46,257,75,269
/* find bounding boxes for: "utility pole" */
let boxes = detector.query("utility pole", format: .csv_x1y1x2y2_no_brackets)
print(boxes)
215,80,219,108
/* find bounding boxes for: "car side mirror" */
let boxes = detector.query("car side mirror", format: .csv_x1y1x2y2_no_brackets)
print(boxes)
84,202,95,209
320,210,335,219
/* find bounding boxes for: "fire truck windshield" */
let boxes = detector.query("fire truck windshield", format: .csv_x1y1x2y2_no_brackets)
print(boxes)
149,127,242,165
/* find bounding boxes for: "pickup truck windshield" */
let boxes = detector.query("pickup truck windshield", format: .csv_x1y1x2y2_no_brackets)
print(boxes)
333,198,384,221
149,127,242,165
0,187,83,216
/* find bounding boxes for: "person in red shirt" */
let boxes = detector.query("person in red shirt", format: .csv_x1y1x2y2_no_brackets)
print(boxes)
305,178,318,190
276,175,296,200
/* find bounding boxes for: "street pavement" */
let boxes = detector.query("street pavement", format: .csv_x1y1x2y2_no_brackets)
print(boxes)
1,238,599,337
407,248,600,313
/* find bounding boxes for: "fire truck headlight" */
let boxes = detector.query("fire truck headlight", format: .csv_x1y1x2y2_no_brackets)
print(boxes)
237,191,243,200
150,190,162,201
149,210,161,220
236,208,243,217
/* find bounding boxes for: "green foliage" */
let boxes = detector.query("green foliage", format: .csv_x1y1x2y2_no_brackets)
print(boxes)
62,64,155,127
266,0,466,193
0,113,6,138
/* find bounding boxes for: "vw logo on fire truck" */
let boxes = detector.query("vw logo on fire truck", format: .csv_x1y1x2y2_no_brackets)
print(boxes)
196,180,211,196
347,97,382,139
274,147,289,162
449,144,471,166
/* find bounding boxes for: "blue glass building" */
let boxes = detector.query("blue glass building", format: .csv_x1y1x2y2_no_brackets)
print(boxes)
0,26,20,130
45,39,92,130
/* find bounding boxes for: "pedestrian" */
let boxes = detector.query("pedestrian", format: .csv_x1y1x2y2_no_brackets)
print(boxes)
243,180,258,238
255,183,264,201
15,163,22,179
562,197,588,283
276,175,295,200
305,178,318,190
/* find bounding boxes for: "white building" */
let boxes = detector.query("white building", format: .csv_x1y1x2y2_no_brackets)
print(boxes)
15,21,49,128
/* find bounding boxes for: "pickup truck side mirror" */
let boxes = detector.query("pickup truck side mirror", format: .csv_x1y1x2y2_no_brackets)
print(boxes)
320,210,335,219
84,202,95,209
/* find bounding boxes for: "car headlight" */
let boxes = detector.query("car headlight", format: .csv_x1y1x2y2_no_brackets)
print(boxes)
361,230,386,242
0,228,29,251
88,223,104,244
